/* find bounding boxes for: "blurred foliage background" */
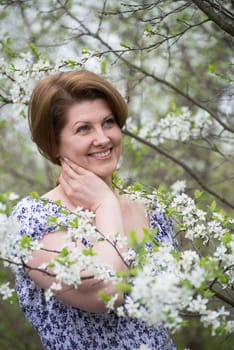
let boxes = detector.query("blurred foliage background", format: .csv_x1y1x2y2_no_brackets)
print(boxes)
0,0,233,349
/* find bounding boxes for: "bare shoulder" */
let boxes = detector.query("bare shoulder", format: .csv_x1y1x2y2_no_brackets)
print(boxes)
42,185,76,211
41,185,67,205
122,193,146,209
41,186,61,201
118,193,147,217
118,194,149,239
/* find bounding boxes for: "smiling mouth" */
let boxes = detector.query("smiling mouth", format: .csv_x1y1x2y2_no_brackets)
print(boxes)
90,148,112,159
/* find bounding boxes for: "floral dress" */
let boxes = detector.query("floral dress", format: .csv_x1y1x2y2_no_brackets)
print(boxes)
12,197,177,350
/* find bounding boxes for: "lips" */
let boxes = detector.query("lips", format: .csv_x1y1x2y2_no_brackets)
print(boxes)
89,148,112,159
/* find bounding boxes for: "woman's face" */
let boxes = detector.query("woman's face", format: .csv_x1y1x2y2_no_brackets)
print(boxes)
58,99,122,182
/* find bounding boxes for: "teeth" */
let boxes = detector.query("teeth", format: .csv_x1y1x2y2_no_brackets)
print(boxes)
92,150,111,158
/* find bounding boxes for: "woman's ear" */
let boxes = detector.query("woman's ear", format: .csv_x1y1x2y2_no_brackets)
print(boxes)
54,148,61,165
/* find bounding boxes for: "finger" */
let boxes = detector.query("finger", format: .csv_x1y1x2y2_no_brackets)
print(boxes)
63,157,90,175
61,160,79,180
59,174,80,206
59,171,79,193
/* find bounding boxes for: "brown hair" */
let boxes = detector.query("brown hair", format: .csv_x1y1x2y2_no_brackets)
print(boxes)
28,70,128,165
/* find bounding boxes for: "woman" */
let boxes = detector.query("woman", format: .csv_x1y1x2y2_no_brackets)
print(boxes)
11,70,177,349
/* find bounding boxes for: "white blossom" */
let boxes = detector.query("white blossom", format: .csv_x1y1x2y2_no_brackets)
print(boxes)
0,203,7,211
106,293,119,311
142,107,212,145
0,282,15,301
0,179,233,336
187,295,208,313
208,220,226,239
225,320,234,334
201,307,230,335
213,212,225,222
122,248,136,264
171,180,186,195
8,192,20,201
214,241,234,269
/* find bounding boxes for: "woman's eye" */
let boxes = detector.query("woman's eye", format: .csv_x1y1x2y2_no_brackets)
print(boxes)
76,125,90,134
104,117,116,127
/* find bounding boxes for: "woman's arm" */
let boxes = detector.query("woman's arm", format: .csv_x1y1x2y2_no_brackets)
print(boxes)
28,222,127,312
27,160,128,312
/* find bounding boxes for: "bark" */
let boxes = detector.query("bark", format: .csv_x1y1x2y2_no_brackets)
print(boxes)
192,0,234,36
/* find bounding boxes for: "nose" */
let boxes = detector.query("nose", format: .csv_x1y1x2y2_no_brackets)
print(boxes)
93,127,110,147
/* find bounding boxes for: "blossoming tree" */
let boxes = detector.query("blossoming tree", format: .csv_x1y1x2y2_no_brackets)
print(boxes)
0,1,233,349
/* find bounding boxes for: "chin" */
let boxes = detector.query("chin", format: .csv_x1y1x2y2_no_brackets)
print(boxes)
93,167,116,179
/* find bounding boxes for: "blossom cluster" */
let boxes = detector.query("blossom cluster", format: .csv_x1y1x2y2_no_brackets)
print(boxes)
120,243,233,335
0,282,15,301
0,184,233,336
170,190,234,290
0,51,95,117
111,182,233,335
0,212,42,269
140,106,212,145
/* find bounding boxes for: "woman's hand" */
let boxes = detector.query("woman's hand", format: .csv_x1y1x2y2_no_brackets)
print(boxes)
56,157,128,311
59,157,126,243
59,157,115,212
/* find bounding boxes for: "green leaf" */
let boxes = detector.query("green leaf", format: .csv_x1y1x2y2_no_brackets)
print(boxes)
142,227,150,239
210,200,216,211
132,182,142,191
194,189,203,199
166,207,177,216
69,217,79,227
82,247,95,256
217,272,228,284
208,64,215,73
221,232,232,245
100,59,107,74
47,262,55,268
29,43,41,58
29,192,40,199
98,290,112,303
59,208,70,215
21,235,32,249
180,278,193,289
81,47,90,54
116,271,129,278
114,282,132,293
67,60,77,68
170,249,181,261
120,42,128,48
59,247,69,258
129,267,140,277
203,290,215,298
47,216,58,223
128,230,138,247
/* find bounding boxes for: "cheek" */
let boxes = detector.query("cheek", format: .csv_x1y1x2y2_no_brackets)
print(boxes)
114,128,122,144
58,139,77,158
115,134,122,157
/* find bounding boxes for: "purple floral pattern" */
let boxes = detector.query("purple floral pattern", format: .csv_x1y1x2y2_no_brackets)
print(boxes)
12,197,177,350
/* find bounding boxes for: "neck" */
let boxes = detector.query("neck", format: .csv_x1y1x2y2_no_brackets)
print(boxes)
101,175,113,189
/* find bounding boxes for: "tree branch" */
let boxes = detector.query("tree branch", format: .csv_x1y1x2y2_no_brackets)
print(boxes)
58,0,234,133
192,0,234,36
117,57,234,133
123,128,234,209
